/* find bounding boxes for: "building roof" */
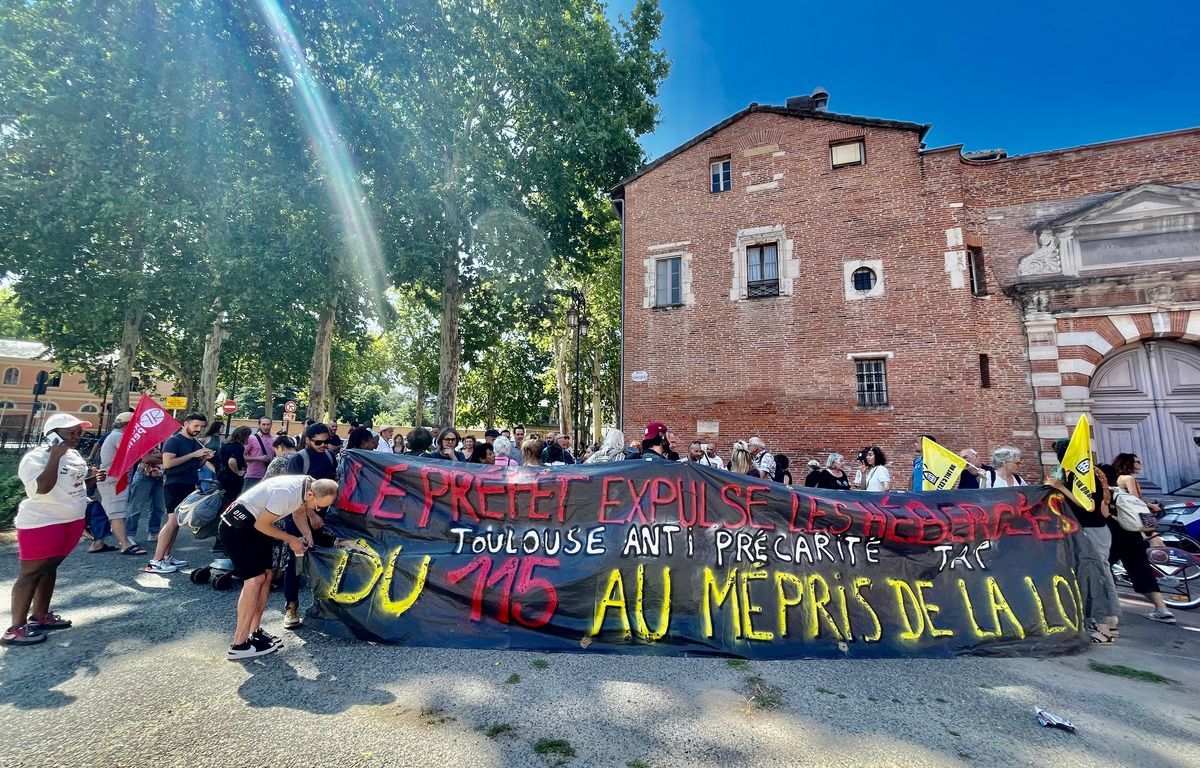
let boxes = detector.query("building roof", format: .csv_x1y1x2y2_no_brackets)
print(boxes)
0,338,50,360
610,104,931,198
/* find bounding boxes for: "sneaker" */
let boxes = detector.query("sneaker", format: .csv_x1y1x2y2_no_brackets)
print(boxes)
249,633,282,655
1147,609,1177,624
165,556,188,567
145,559,178,574
1,624,47,646
227,641,277,660
28,612,71,631
283,605,302,630
251,628,283,648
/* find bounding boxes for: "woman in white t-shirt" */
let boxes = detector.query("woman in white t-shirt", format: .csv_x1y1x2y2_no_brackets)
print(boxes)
853,446,893,492
4,414,102,647
984,447,1027,488
217,475,338,660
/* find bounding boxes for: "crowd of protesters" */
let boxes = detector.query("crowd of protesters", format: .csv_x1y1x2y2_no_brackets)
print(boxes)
3,411,1180,654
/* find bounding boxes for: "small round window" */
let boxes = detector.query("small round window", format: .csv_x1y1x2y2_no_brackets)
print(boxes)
852,267,877,292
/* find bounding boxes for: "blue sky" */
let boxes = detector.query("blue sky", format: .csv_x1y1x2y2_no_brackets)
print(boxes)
610,0,1200,162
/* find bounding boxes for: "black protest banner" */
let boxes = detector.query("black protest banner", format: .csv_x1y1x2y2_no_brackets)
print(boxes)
305,450,1089,658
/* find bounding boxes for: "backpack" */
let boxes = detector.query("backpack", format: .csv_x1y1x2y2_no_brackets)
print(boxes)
1112,488,1155,533
176,488,226,539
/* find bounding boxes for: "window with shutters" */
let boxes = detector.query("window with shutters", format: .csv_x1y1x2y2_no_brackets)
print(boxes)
831,139,865,169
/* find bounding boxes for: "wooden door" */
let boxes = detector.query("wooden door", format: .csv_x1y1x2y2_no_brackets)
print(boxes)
1090,340,1200,492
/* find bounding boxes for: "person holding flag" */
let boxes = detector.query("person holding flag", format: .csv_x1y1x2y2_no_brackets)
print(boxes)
96,411,145,556
919,437,968,491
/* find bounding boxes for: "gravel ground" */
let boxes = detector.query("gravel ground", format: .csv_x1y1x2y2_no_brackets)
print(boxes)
1,534,1198,768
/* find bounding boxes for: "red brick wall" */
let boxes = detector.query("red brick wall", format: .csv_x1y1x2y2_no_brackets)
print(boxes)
621,113,1200,487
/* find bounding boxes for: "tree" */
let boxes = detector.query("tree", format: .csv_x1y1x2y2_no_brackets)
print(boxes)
0,288,32,339
283,0,668,425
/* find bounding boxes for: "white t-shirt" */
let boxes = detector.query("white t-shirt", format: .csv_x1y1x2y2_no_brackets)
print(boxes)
16,446,90,528
97,428,127,500
236,475,310,520
698,454,724,468
855,465,893,492
753,451,776,479
985,470,1026,489
375,440,394,454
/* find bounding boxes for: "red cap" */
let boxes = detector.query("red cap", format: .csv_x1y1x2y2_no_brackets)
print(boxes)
644,421,668,440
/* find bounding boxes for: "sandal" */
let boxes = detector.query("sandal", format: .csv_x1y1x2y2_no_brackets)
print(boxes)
88,544,118,554
1089,630,1115,644
121,545,147,556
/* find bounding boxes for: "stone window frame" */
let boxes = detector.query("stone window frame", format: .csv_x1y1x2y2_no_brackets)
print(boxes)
2,367,17,386
847,351,894,410
729,225,797,301
843,259,885,301
643,248,694,309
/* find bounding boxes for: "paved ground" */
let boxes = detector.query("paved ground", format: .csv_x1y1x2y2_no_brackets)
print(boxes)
1,534,1199,768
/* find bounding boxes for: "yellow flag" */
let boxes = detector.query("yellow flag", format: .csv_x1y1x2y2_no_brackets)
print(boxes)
1061,415,1096,511
921,438,967,491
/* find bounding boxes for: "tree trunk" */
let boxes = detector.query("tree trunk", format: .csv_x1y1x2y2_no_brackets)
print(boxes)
198,305,227,418
307,295,338,423
262,369,274,421
592,350,602,445
414,380,425,427
553,335,571,437
109,304,144,418
435,252,463,427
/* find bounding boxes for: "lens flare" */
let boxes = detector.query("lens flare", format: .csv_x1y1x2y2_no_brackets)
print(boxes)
254,0,388,313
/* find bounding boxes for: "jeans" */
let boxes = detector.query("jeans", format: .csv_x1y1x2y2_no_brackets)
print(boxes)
127,473,165,538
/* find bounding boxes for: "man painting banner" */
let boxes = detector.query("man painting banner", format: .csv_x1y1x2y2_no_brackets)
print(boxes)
921,437,967,490
1060,414,1096,511
108,395,182,493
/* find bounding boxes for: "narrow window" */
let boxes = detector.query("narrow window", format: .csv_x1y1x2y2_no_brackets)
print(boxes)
855,359,889,406
47,371,62,388
746,243,780,298
852,267,877,292
979,354,991,388
2,367,17,386
655,256,683,307
831,139,865,169
710,158,731,192
967,247,987,296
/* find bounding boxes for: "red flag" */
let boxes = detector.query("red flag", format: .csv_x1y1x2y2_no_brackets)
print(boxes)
109,395,182,493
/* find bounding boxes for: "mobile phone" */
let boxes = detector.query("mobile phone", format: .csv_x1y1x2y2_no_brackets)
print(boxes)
46,432,63,447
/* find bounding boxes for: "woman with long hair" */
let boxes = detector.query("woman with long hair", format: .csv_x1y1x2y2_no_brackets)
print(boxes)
854,446,891,491
585,429,627,464
728,441,759,478
522,438,545,467
1102,462,1175,624
427,427,465,461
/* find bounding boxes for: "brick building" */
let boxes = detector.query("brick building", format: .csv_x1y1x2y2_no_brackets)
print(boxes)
610,90,1200,492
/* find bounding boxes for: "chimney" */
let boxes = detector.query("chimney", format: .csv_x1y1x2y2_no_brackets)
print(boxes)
785,87,830,112
811,86,829,111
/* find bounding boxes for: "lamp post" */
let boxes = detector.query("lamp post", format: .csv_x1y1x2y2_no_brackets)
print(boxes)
565,288,588,457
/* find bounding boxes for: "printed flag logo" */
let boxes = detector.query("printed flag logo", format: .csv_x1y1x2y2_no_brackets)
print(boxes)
921,438,968,491
1060,414,1096,512
139,408,166,430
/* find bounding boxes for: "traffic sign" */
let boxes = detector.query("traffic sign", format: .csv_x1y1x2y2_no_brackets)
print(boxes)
165,396,188,410
221,400,237,415
282,411,295,422
283,400,298,414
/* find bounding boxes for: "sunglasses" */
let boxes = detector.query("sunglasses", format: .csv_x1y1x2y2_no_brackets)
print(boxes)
310,438,330,446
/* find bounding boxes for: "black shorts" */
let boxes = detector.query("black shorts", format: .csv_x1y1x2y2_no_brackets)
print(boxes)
218,515,274,581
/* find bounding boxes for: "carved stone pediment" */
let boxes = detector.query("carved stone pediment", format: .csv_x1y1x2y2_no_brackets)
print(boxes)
1017,183,1200,280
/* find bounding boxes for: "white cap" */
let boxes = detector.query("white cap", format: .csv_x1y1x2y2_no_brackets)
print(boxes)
43,413,92,433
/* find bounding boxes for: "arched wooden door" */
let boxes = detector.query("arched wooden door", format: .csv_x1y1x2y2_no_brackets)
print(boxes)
1090,340,1200,492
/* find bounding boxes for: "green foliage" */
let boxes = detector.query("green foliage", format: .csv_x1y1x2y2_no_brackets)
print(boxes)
0,473,25,530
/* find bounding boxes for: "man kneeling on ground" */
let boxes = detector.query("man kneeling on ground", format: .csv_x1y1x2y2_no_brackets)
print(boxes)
218,475,338,660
